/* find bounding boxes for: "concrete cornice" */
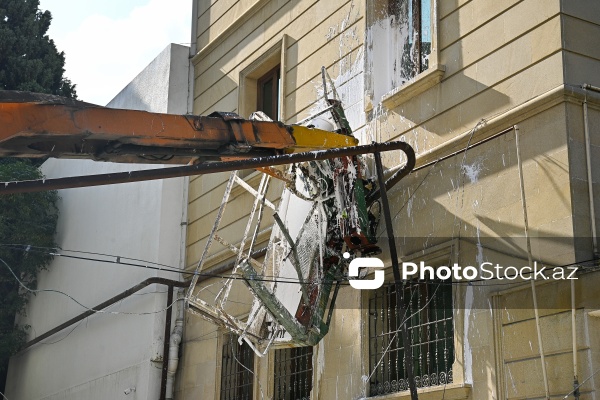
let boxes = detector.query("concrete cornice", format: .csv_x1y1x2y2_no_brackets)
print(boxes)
408,84,600,169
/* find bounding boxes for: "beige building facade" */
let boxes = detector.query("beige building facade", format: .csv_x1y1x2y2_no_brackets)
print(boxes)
178,1,600,399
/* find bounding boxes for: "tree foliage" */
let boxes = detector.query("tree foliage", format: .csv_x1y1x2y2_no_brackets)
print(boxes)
0,0,76,97
0,0,69,387
0,160,59,373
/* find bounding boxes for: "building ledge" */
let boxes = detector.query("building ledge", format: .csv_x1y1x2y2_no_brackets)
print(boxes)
381,64,446,109
369,383,472,400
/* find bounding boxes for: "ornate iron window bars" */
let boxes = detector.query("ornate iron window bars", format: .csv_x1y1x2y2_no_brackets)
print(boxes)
273,346,314,400
369,280,454,396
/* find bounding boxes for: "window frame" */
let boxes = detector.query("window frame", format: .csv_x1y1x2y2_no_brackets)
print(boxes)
238,35,289,121
361,240,470,399
218,333,256,400
387,0,431,79
272,346,314,400
368,278,454,396
256,65,281,121
366,0,445,110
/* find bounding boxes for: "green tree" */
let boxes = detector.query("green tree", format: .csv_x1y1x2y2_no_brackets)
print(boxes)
0,0,69,391
0,0,76,97
0,161,59,378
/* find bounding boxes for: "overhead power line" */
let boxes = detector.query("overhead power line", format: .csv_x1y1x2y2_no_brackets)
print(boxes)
1,243,598,288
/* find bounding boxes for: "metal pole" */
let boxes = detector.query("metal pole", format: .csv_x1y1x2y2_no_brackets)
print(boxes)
160,286,174,400
515,125,550,399
374,152,418,400
18,278,187,353
0,141,416,194
582,90,598,256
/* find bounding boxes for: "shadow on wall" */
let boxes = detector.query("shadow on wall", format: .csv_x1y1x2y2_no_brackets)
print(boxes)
378,105,579,267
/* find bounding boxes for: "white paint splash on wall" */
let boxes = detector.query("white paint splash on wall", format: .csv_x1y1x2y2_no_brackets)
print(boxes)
309,0,366,141
366,15,409,105
461,160,483,184
461,191,486,387
463,285,474,385
316,339,326,393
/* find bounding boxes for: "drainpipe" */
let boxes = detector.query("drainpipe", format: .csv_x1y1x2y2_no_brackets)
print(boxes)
187,0,198,115
514,125,550,399
581,84,599,257
166,289,185,400
569,82,600,399
571,278,580,399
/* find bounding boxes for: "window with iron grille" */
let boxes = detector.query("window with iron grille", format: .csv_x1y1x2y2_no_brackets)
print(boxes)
368,279,453,396
273,346,313,400
220,334,254,400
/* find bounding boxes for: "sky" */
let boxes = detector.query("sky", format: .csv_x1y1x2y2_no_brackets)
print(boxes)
38,0,192,105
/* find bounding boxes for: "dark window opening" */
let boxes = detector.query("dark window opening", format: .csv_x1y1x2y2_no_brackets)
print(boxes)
273,346,313,400
369,279,453,396
257,65,281,121
220,334,254,400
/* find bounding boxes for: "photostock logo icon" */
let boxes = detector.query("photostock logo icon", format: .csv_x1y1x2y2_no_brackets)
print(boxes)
347,254,385,290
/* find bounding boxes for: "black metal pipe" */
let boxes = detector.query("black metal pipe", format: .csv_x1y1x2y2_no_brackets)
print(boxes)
19,277,187,352
0,141,416,194
368,126,515,205
160,286,175,400
366,142,416,204
412,126,515,173
325,281,341,326
374,152,418,400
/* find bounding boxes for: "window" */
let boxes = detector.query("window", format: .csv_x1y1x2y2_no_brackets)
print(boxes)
220,334,255,400
368,280,453,396
238,37,288,120
391,0,432,81
257,65,281,121
367,0,442,107
273,346,313,400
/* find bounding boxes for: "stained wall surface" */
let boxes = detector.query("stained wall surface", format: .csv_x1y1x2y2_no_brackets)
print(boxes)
183,1,600,399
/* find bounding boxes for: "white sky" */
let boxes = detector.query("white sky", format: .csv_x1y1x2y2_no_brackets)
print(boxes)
39,0,192,105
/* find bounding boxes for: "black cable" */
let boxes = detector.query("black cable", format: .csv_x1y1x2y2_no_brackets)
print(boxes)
42,320,84,345
0,257,183,316
376,157,439,240
378,120,486,240
1,243,598,287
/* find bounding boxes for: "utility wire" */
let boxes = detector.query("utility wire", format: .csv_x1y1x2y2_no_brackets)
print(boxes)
562,366,600,399
16,320,88,357
377,119,486,239
0,257,182,316
0,243,308,284
227,334,265,400
366,282,440,383
376,156,440,240
42,320,84,345
1,243,598,288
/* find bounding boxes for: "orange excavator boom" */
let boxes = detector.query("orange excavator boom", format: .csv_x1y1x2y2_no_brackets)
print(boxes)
0,91,357,165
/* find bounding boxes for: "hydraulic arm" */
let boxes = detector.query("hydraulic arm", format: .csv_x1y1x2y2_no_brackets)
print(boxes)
0,88,418,385
0,91,357,165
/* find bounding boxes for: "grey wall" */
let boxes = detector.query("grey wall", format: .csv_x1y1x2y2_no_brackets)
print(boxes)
6,44,190,400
